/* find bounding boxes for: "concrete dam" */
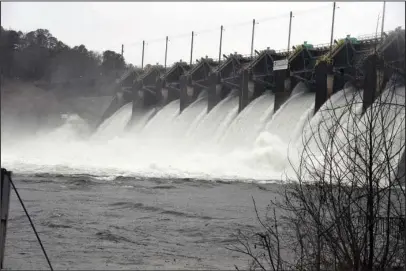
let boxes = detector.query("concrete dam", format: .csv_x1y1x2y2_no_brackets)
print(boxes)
85,28,406,181
4,28,403,181
101,28,404,124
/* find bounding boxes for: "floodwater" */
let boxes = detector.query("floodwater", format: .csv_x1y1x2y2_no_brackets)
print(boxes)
4,173,279,270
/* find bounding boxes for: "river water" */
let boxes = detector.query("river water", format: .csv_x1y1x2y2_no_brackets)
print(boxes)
3,84,404,269
4,173,279,270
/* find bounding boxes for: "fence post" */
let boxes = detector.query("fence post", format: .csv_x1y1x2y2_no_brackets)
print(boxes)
239,69,249,113
0,168,11,269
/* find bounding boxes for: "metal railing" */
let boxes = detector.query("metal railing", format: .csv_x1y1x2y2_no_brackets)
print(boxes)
126,29,403,79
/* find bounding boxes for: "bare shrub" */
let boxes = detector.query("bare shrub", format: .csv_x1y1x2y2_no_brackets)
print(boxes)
230,73,405,271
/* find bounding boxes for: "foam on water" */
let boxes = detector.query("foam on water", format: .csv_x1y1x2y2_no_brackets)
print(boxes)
288,84,405,185
238,83,315,177
2,83,404,183
141,99,180,139
93,102,133,139
219,92,275,151
0,93,274,182
189,91,239,152
264,83,312,143
346,86,405,186
171,94,208,150
128,107,158,133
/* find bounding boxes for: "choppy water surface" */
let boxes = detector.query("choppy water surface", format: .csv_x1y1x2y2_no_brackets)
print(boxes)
2,84,404,269
5,174,279,270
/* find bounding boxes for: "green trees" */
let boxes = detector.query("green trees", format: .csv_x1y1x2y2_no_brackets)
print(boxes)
1,27,131,94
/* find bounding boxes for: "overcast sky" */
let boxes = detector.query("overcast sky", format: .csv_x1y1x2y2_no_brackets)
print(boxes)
2,2,405,67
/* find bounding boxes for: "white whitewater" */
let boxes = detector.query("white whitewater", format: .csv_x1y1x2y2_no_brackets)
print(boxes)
128,107,158,134
264,83,313,144
348,86,405,186
171,93,208,147
245,83,315,176
2,82,404,183
141,99,180,138
93,102,133,140
290,86,362,180
219,92,275,152
298,86,355,153
289,82,405,185
189,92,239,152
0,83,316,181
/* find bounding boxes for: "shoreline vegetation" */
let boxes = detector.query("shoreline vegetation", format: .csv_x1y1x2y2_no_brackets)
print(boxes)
230,78,405,270
0,27,131,132
1,27,132,97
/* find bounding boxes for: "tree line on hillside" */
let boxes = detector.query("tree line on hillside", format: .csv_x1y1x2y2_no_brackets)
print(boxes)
0,27,135,96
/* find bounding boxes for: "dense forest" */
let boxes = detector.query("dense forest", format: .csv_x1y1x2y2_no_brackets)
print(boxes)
0,27,134,96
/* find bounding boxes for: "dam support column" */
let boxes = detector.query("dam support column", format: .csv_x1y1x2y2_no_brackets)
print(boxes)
208,72,221,112
239,69,249,113
314,61,333,114
96,88,134,129
143,89,158,108
192,85,203,102
252,81,265,100
362,54,380,113
179,75,189,113
155,77,164,106
97,91,122,127
274,70,291,113
130,82,143,122
155,77,167,107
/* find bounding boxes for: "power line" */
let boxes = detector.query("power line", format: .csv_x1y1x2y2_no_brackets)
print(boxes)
255,3,332,25
109,3,337,53
133,4,332,48
292,3,332,17
137,3,332,47
119,2,354,64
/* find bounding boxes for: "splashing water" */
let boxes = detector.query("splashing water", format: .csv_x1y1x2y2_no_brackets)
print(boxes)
219,92,275,152
246,83,315,177
2,83,404,183
92,102,133,140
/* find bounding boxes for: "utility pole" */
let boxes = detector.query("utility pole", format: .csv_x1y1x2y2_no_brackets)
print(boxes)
141,40,145,69
381,1,386,38
190,31,194,65
251,19,256,58
165,36,168,69
219,25,224,63
121,44,124,57
375,13,381,40
330,2,336,53
287,11,293,53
